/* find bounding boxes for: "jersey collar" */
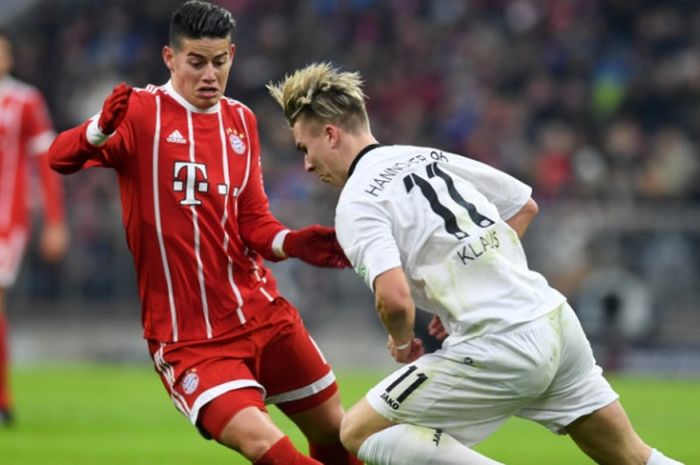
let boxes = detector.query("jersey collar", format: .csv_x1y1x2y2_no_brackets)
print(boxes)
348,143,383,178
163,80,221,114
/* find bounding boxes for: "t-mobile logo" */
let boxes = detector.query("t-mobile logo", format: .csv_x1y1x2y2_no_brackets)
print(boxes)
173,161,208,205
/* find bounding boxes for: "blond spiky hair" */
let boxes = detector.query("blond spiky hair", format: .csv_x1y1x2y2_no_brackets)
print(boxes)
267,62,368,129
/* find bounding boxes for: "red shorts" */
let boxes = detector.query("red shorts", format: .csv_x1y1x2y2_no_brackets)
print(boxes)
147,297,337,438
0,226,27,287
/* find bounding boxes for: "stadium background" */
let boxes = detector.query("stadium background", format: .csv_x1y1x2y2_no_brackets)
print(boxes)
4,0,700,404
1,1,699,464
5,0,700,372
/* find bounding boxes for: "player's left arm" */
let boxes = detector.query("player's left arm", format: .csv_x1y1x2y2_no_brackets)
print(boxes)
237,110,349,268
239,168,349,267
235,109,297,259
504,197,539,238
24,91,69,262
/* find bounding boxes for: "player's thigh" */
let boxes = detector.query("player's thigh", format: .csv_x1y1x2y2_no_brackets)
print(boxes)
259,298,339,418
566,400,650,465
198,387,268,442
517,304,619,433
340,396,395,454
365,350,522,447
366,312,569,446
148,338,265,435
208,394,286,460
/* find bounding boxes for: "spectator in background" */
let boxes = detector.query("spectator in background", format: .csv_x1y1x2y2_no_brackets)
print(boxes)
5,0,700,384
48,2,358,465
0,28,68,426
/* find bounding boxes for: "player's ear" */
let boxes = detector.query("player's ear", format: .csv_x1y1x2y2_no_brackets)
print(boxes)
162,45,175,72
230,44,236,64
324,124,339,148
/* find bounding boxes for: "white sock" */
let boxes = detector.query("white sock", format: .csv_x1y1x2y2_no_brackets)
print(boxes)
357,423,503,465
646,448,685,465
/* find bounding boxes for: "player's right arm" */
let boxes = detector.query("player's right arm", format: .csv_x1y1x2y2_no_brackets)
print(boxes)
49,83,132,173
374,267,424,364
337,196,423,362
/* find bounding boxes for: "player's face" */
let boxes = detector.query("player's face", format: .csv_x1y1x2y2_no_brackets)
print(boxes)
293,120,343,187
163,37,234,110
0,37,13,79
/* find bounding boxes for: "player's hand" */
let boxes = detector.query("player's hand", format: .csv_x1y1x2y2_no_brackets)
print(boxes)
388,335,424,364
284,224,351,268
98,83,132,135
428,315,448,341
39,223,69,263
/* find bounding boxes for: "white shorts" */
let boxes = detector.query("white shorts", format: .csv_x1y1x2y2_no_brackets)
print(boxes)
366,303,619,446
0,227,28,287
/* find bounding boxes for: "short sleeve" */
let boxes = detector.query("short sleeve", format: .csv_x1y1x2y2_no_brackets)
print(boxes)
449,156,532,220
336,198,402,292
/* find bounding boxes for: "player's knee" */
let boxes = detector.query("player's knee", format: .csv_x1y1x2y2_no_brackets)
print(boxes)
212,406,285,461
217,420,284,460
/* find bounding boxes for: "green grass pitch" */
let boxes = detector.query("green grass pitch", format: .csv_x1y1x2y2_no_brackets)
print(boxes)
1,365,697,464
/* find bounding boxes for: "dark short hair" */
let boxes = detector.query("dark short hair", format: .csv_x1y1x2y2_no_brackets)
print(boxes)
169,1,235,49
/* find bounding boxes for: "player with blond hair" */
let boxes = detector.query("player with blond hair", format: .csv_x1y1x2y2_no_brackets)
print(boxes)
268,62,684,465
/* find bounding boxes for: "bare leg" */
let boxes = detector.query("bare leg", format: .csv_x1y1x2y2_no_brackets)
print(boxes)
217,406,286,461
288,392,362,464
566,400,651,465
287,392,345,444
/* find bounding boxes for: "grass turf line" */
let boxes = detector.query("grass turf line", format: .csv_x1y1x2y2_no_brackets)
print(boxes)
1,365,697,464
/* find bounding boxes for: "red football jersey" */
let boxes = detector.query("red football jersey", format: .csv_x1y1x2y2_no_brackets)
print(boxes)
50,82,288,342
0,77,64,283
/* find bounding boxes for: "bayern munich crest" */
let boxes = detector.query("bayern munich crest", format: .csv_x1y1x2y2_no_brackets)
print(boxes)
181,371,200,394
229,133,246,154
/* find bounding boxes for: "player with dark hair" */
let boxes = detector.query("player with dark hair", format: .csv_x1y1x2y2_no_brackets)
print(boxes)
268,62,685,465
48,3,359,464
0,28,68,427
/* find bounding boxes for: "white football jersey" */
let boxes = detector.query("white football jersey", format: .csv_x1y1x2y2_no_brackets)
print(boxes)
336,144,566,342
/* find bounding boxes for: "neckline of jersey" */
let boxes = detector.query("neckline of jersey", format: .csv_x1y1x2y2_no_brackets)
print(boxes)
163,80,221,114
348,143,383,178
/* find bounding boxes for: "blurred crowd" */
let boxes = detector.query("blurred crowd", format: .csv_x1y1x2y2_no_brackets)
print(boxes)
5,0,700,346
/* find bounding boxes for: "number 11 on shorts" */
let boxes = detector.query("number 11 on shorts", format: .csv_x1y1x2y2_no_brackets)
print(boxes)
381,365,428,409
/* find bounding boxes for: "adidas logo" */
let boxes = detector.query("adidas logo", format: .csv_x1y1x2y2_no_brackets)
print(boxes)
166,130,186,144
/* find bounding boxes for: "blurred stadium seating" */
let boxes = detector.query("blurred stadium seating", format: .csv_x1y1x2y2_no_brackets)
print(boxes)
4,0,700,373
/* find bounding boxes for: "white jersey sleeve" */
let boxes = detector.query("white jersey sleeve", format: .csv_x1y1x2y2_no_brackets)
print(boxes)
336,196,401,292
336,144,565,341
446,155,532,221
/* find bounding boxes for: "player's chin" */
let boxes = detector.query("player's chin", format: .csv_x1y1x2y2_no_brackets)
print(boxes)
194,92,221,107
321,176,341,187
